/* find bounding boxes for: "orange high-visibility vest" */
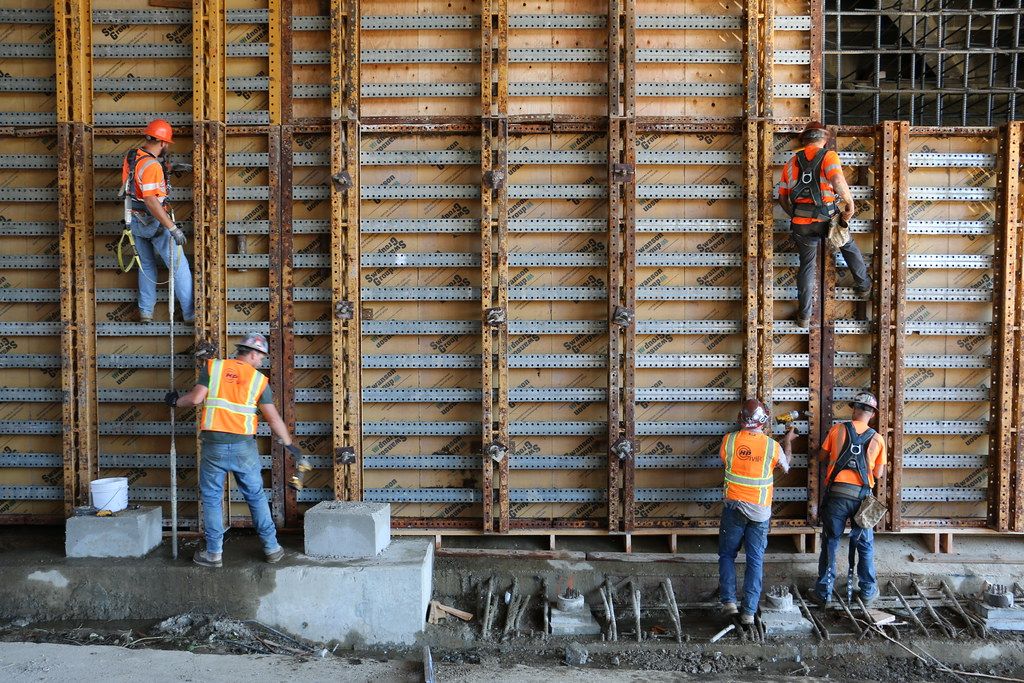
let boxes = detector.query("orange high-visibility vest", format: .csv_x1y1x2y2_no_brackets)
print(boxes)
721,430,780,506
201,359,269,435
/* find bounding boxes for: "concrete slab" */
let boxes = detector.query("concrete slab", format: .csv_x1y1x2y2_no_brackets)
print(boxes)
972,602,1024,631
65,507,162,558
2,534,433,646
304,501,391,558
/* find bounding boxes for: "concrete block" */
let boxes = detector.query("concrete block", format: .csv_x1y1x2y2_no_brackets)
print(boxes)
257,539,433,645
303,501,390,558
65,507,162,558
759,606,815,636
972,601,1024,631
549,604,602,636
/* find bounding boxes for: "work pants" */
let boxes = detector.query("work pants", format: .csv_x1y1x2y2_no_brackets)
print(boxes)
718,504,770,616
791,220,870,323
199,437,280,555
129,212,195,321
814,495,878,600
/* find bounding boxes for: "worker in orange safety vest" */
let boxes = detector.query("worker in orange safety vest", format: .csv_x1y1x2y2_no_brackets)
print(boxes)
718,399,795,625
165,332,304,567
120,118,194,324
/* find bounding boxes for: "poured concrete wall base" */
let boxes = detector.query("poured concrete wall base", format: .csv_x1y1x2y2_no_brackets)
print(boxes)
257,539,432,645
0,537,433,647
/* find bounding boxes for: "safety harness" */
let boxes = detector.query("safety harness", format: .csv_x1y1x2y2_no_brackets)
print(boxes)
823,422,877,500
116,149,168,275
790,147,838,222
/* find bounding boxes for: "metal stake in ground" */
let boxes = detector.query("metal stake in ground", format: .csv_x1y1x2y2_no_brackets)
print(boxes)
169,236,177,560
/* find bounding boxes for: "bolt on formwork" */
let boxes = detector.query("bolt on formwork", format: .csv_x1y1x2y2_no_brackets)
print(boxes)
824,0,1024,125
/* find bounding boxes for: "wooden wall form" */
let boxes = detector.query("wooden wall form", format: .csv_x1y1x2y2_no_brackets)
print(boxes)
0,1,1022,539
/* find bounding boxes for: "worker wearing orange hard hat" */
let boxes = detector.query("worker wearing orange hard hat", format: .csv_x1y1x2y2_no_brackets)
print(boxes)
778,122,871,329
120,118,194,324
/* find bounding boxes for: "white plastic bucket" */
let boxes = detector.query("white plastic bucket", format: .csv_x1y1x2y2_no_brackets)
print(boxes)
90,477,128,512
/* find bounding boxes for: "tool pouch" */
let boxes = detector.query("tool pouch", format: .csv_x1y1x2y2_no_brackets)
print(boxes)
826,214,851,251
854,493,887,529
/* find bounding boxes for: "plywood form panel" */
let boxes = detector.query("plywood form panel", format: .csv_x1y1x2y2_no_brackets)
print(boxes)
0,1,58,126
359,132,485,522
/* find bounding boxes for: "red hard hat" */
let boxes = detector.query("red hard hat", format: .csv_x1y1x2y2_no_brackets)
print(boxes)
738,398,770,430
143,118,174,144
802,121,828,134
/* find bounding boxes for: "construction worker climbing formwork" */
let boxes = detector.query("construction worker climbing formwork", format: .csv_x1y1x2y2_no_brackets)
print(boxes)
165,333,307,568
777,122,871,329
119,118,194,324
717,399,795,625
810,390,887,607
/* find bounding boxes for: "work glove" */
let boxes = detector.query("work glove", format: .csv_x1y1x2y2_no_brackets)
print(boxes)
164,390,179,407
168,227,187,246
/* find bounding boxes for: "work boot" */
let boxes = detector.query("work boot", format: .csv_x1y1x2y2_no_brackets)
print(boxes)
854,284,872,299
265,546,285,564
807,590,829,607
796,316,810,329
137,310,153,324
739,613,755,626
721,602,738,617
193,549,223,567
859,588,879,605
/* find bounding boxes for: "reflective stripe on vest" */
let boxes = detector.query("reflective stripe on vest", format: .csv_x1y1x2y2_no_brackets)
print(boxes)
723,432,776,505
201,359,268,435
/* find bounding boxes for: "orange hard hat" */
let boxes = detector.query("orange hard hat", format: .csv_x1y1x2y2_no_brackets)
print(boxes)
143,118,174,144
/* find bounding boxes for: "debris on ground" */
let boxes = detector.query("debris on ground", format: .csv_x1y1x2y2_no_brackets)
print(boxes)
564,642,588,666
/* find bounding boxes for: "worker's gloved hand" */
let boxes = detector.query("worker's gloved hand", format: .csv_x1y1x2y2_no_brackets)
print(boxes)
168,227,187,246
164,390,179,407
285,444,303,460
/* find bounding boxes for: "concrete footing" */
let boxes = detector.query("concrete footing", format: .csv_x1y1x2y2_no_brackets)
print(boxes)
3,536,433,646
304,501,391,558
65,507,162,558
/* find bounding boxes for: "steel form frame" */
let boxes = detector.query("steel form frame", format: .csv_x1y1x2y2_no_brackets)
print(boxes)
993,121,1023,531
3,4,1024,539
54,0,97,513
331,0,362,503
192,0,228,532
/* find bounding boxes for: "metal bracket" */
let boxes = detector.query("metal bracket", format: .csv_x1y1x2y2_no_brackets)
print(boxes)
332,169,353,191
611,437,634,461
485,441,509,463
335,447,357,465
335,300,355,320
195,340,218,360
610,163,635,184
612,306,634,327
485,307,506,327
483,169,506,190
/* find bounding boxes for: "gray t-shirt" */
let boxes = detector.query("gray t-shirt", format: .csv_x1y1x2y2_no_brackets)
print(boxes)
725,448,791,523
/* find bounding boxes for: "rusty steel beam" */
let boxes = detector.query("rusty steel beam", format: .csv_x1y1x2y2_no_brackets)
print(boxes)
742,121,759,398
329,0,362,501
480,0,495,532
54,0,93,125
992,122,1022,531
759,0,775,120
742,0,759,117
871,122,895,524
193,0,228,531
757,121,775,411
606,0,623,532
495,0,510,533
54,0,96,514
888,122,909,531
808,0,823,121
620,0,637,533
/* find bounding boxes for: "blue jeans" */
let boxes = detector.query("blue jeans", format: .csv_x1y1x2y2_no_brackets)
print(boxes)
199,438,279,554
130,212,194,320
718,504,770,616
815,495,877,600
